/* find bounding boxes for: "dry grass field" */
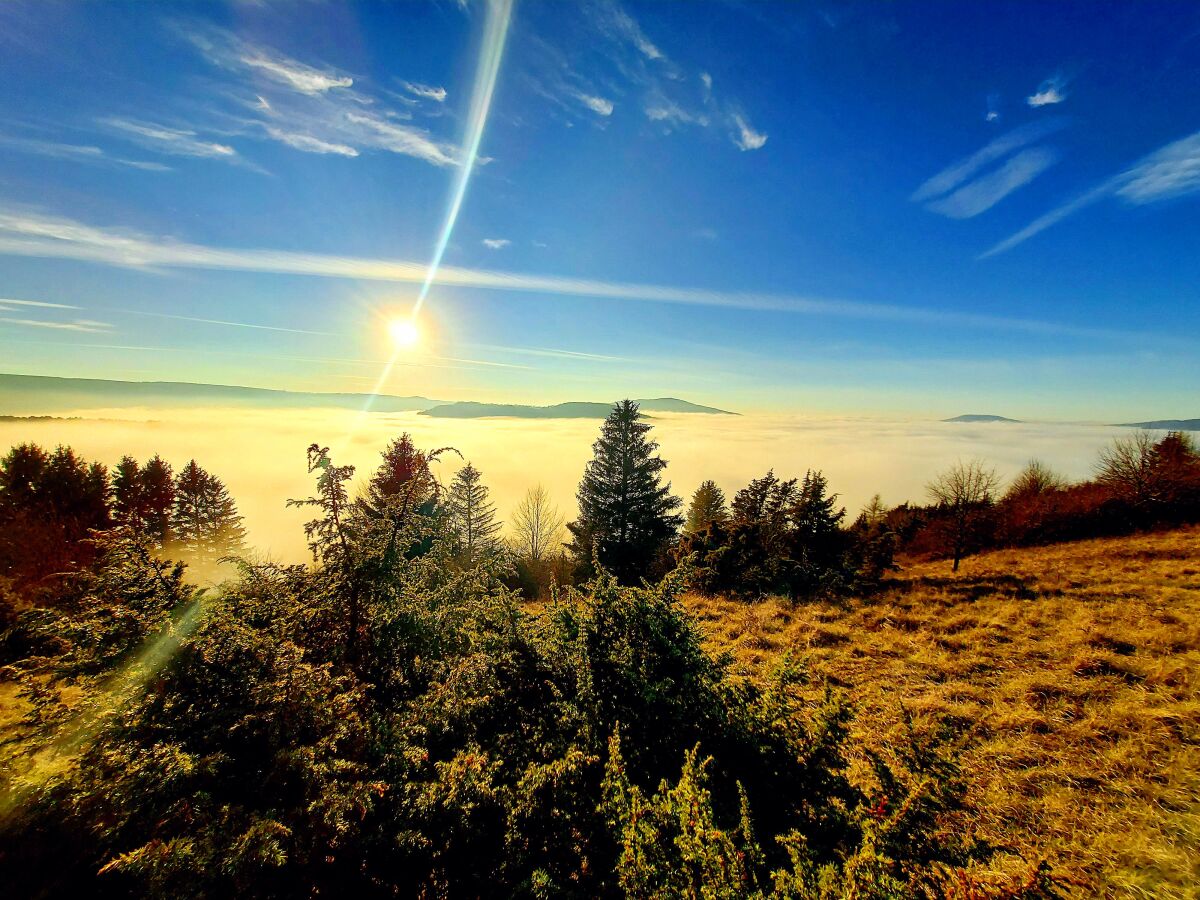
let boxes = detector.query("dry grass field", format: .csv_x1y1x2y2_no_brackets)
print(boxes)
686,527,1200,898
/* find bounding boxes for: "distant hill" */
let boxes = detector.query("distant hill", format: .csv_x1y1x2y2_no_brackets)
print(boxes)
943,414,1022,423
420,398,736,419
0,375,735,420
1117,419,1200,431
0,374,438,414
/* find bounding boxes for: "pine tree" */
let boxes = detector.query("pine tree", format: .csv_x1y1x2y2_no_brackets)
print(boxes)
446,462,501,563
365,434,439,511
685,480,729,534
171,460,245,562
567,400,682,584
141,455,175,547
112,456,144,527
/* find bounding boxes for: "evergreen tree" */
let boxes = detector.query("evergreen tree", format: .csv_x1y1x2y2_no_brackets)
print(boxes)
446,462,501,563
170,460,245,562
684,480,729,534
140,455,175,547
112,456,145,527
364,433,440,518
567,400,682,584
0,443,110,591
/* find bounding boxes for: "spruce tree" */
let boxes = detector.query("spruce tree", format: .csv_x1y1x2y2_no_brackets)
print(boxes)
446,462,501,563
112,456,144,527
171,460,245,562
567,400,682,584
141,455,175,547
363,433,440,519
685,480,730,533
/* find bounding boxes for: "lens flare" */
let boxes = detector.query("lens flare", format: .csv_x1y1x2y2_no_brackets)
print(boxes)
412,0,514,318
343,0,513,448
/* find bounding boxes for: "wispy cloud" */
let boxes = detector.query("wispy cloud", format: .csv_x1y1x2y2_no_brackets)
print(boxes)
983,130,1200,257
185,25,353,96
523,1,766,152
985,92,1000,122
119,309,330,335
731,113,767,151
482,238,511,249
576,92,615,116
0,134,170,171
468,342,626,363
926,147,1059,218
179,23,460,167
0,297,80,310
598,0,665,61
0,205,1170,346
400,81,447,103
1114,132,1200,203
645,95,707,127
1027,74,1069,107
241,50,353,95
103,117,239,160
0,316,112,332
912,119,1066,204
261,126,358,156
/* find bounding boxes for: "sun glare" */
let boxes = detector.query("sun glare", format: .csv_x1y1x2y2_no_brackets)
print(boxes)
388,317,421,349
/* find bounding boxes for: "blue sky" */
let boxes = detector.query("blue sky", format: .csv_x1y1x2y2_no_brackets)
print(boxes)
0,0,1197,419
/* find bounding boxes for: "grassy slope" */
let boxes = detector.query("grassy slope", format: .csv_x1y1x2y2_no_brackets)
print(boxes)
686,527,1200,898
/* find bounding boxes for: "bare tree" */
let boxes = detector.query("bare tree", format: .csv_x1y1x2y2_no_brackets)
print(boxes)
1099,429,1180,508
1004,459,1067,501
510,485,564,562
927,459,1001,571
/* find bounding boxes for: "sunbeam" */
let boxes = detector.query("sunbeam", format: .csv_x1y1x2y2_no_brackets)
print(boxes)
342,0,514,446
0,595,209,822
412,0,514,321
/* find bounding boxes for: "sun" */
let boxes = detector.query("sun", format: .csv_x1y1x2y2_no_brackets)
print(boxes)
388,317,421,349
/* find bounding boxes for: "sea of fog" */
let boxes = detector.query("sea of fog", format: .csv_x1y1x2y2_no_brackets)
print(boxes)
0,409,1139,563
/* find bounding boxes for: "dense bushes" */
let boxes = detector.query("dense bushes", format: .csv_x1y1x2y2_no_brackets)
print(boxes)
674,470,893,600
0,439,1053,898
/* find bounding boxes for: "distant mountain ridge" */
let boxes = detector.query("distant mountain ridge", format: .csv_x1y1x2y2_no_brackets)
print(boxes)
419,398,735,419
0,374,733,419
943,414,1022,423
1117,418,1200,431
0,374,438,414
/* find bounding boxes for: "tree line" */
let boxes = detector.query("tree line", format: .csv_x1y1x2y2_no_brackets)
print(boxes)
4,405,1198,607
0,446,245,596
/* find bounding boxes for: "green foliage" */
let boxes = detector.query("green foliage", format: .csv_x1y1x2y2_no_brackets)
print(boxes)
567,400,683,584
0,443,110,595
0,436,1054,898
447,461,502,563
675,470,871,600
686,480,730,535
169,459,246,564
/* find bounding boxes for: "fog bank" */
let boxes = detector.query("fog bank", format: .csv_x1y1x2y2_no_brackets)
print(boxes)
0,409,1138,563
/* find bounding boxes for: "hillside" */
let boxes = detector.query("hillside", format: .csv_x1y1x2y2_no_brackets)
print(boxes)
686,527,1200,898
0,374,734,419
1120,419,1200,431
0,374,437,414
419,397,735,418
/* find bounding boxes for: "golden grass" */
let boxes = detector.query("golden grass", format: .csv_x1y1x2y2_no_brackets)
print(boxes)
685,526,1200,898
